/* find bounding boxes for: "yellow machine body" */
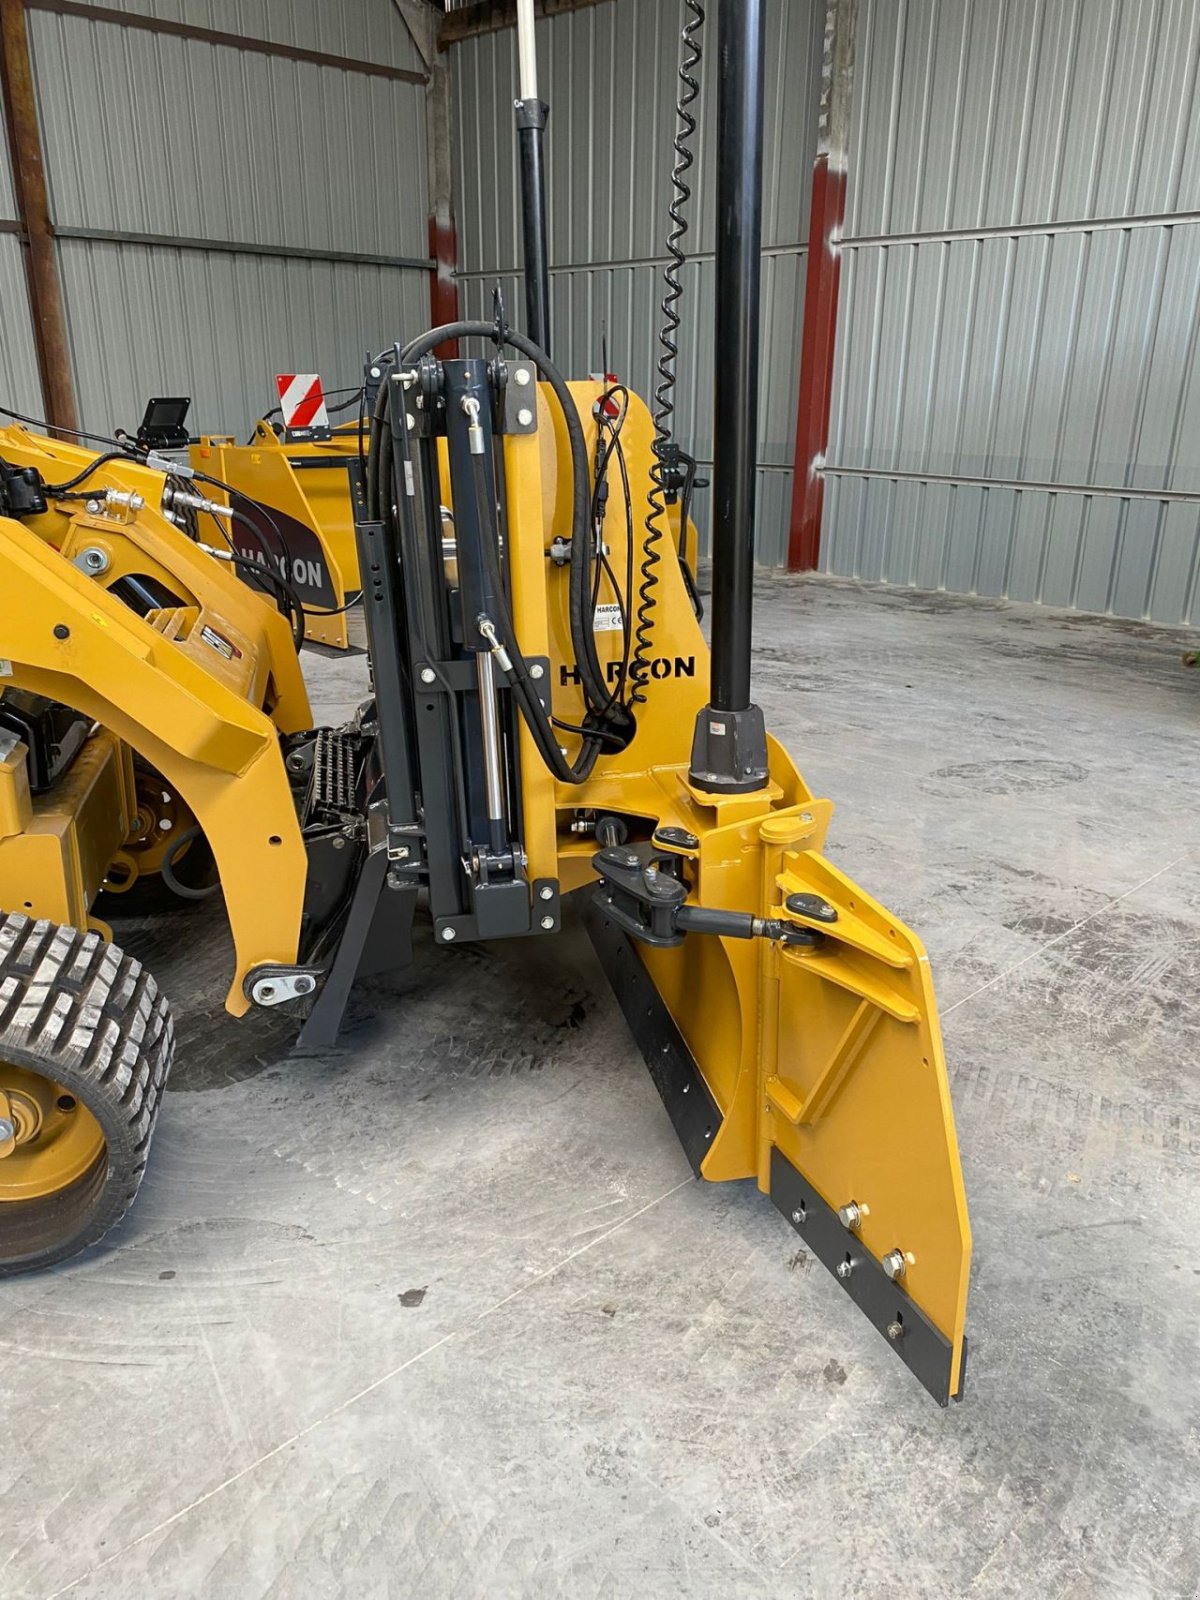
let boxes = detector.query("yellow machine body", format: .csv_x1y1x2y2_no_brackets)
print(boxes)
0,724,133,934
192,423,364,650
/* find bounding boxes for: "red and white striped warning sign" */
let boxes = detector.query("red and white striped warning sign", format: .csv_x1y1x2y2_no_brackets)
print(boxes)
275,373,329,430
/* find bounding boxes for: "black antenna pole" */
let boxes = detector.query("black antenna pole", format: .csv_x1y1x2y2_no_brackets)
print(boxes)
514,0,551,355
688,0,769,792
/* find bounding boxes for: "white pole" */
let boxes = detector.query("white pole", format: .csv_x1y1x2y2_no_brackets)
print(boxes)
516,0,539,102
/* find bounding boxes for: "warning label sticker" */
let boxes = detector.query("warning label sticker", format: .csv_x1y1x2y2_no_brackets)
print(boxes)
593,603,624,634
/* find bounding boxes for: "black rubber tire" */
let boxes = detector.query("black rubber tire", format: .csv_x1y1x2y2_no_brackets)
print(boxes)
0,913,173,1275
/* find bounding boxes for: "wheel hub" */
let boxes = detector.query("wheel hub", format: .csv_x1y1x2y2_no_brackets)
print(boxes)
0,1086,44,1154
0,1066,105,1199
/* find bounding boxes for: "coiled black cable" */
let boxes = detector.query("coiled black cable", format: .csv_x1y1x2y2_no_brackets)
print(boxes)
634,0,705,705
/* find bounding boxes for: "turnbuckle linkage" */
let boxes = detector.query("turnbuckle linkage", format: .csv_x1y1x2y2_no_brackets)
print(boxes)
590,844,836,951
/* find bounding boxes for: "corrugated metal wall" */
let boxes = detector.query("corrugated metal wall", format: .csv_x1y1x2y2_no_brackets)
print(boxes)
448,0,824,564
823,0,1200,624
0,69,44,416
0,0,431,441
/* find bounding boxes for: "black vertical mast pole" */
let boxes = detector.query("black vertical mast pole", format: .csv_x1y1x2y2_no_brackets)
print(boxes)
689,0,769,792
514,0,551,354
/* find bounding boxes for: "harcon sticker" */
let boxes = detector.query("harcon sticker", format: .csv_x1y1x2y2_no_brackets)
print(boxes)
593,603,623,633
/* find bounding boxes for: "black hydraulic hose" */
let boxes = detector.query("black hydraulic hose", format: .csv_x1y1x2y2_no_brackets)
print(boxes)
43,451,129,494
469,450,600,785
0,403,138,452
192,468,295,578
363,326,607,782
160,826,221,901
393,320,609,715
0,399,321,639
226,544,305,650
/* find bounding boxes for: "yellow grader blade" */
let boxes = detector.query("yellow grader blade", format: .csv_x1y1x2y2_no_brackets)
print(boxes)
586,780,971,1406
495,382,971,1405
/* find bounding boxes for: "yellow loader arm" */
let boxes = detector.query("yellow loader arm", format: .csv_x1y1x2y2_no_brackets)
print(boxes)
0,514,307,1011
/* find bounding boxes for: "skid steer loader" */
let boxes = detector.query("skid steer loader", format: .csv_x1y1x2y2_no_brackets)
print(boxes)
0,0,970,1403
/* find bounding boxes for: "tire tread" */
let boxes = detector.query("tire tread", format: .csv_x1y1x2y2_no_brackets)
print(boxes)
0,912,174,1274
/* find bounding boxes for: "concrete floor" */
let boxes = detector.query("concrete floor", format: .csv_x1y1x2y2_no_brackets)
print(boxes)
3,575,1199,1599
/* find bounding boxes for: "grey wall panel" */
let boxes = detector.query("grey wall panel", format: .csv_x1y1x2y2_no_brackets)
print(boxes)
0,72,16,221
0,236,44,416
13,0,428,437
847,0,1200,237
450,0,822,562
98,0,423,73
58,239,429,441
454,0,821,266
829,224,1200,489
825,0,1200,624
30,8,428,256
822,475,1200,625
458,244,805,562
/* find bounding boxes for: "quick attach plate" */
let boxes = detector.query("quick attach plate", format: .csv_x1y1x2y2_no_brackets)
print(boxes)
583,899,723,1174
769,1146,967,1406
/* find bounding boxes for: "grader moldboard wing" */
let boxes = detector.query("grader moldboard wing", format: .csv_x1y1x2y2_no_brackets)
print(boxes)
0,0,970,1402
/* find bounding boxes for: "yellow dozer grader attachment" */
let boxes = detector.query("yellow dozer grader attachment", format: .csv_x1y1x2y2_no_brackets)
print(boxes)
0,0,970,1403
0,351,970,1399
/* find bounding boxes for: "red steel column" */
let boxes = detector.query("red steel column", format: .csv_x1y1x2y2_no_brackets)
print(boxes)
787,0,857,572
428,209,460,333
